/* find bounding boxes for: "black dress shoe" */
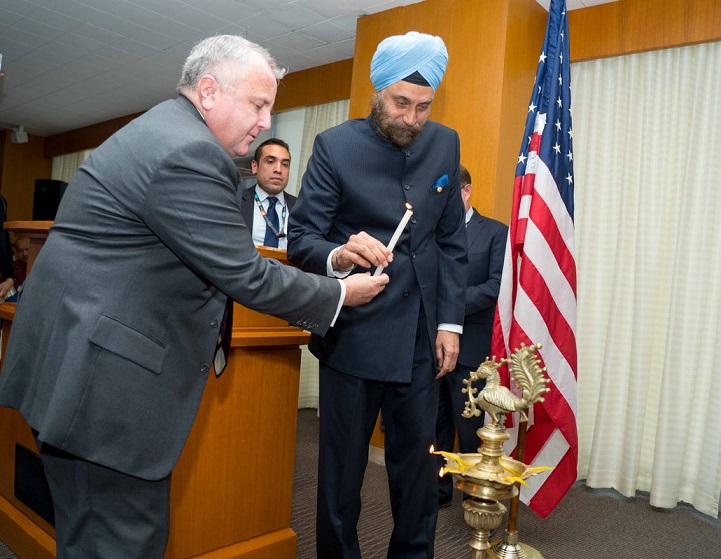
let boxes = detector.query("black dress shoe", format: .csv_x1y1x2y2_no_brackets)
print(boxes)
438,495,452,509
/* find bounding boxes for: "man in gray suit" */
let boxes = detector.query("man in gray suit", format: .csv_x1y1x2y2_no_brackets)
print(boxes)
287,32,467,559
240,137,296,248
435,164,508,508
0,35,388,559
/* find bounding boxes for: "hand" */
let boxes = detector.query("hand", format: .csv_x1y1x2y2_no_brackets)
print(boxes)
335,232,393,272
342,272,389,306
0,278,14,304
435,330,460,379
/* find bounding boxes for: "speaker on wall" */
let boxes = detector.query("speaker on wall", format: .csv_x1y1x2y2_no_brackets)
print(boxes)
33,179,68,220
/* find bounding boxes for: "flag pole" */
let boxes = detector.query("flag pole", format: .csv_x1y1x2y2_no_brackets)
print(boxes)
489,415,544,559
507,418,527,534
489,0,577,525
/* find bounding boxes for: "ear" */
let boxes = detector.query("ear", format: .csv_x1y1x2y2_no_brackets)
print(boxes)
197,74,219,111
251,160,259,174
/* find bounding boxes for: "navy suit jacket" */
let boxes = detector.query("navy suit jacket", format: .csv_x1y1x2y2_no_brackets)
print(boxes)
459,208,508,367
287,116,468,382
0,96,340,480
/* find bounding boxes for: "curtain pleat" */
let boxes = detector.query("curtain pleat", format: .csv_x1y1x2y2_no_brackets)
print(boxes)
297,99,350,195
573,41,721,517
51,149,93,183
296,99,349,409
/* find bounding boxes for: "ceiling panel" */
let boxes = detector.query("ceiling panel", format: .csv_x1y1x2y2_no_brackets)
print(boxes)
0,0,617,137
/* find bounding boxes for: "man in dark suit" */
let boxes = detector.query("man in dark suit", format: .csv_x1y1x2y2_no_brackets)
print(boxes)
0,35,388,559
435,164,508,508
240,137,296,248
287,31,467,559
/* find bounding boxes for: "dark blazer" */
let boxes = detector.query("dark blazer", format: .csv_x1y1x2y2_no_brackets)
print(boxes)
459,208,508,367
287,116,468,382
0,96,340,481
239,184,296,236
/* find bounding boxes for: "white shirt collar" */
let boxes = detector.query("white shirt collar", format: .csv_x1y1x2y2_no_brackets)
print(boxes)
465,207,473,224
254,184,286,206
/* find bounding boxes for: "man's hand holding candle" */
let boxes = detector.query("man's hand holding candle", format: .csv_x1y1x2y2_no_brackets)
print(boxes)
333,231,393,272
342,273,389,306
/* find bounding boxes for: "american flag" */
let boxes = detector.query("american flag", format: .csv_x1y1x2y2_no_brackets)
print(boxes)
490,0,577,519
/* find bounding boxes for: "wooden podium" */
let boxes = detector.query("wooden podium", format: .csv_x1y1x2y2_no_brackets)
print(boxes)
0,222,309,559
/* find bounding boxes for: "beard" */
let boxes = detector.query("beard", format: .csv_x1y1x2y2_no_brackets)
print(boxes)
371,93,425,148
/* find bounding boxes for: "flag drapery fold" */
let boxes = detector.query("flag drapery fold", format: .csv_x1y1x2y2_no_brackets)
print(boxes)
491,0,578,519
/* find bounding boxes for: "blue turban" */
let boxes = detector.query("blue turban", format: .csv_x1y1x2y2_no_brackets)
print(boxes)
370,31,448,92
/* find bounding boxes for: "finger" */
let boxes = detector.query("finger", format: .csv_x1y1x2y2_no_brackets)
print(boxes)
435,346,445,373
347,250,385,270
346,234,392,268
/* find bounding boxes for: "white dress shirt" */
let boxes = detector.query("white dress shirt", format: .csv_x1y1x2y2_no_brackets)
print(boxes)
251,185,289,249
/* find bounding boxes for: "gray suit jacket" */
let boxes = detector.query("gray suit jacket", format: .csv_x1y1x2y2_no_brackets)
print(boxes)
287,116,467,383
0,96,340,480
459,208,508,367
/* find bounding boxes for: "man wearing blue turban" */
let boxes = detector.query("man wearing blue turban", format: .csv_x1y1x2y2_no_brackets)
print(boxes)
288,31,468,559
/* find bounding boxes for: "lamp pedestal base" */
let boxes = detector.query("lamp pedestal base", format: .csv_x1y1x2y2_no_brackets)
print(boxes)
488,530,544,559
462,498,507,559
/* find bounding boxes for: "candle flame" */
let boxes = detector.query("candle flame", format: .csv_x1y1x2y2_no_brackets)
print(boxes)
405,203,413,210
438,467,445,478
429,444,435,453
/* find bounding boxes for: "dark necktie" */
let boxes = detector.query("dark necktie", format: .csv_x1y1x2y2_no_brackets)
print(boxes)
264,196,280,247
214,300,233,377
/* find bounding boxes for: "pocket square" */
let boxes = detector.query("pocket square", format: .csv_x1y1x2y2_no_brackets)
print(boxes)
432,174,449,193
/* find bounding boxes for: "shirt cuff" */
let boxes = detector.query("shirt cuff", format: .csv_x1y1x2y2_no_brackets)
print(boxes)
326,246,355,278
331,279,345,326
438,323,463,335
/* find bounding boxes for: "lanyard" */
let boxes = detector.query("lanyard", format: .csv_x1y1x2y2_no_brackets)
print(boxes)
254,192,286,238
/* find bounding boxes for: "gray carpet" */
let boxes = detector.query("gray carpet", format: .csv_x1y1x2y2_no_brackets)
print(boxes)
292,409,721,559
0,543,15,559
2,409,720,558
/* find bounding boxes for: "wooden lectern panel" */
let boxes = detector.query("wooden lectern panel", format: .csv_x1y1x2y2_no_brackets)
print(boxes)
0,223,308,559
166,344,302,559
0,308,56,559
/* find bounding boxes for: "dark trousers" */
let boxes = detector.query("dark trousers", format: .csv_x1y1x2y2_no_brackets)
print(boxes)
435,364,486,502
316,321,440,559
37,442,171,559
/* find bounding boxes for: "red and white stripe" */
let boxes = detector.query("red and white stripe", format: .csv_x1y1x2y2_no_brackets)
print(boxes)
492,112,578,519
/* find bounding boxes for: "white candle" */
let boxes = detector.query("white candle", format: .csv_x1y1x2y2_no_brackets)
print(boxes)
374,203,413,276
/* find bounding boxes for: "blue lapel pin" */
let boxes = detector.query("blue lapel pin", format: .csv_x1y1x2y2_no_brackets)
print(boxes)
432,174,449,193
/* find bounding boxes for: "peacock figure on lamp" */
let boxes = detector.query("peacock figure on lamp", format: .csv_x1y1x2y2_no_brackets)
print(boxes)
463,342,551,426
433,343,552,559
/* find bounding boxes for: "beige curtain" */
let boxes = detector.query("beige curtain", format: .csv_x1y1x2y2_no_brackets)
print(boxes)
297,99,349,409
573,40,721,517
51,149,93,183
297,99,350,195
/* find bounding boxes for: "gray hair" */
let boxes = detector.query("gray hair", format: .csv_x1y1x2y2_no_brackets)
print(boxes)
177,35,285,92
